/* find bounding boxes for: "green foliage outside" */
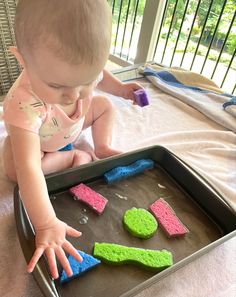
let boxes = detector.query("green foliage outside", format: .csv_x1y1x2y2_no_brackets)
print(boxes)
108,0,146,24
108,0,235,69
162,0,236,68
107,0,146,60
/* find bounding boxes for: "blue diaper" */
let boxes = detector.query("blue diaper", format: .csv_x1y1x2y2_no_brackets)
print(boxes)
59,143,73,151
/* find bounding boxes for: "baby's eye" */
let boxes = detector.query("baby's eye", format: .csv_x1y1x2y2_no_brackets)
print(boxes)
49,85,61,89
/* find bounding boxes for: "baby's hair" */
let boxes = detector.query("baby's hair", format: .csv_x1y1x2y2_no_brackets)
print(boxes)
15,0,112,65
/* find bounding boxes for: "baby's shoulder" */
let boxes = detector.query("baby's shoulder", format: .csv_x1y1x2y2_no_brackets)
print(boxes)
5,70,43,106
3,82,47,125
3,72,47,132
5,82,45,110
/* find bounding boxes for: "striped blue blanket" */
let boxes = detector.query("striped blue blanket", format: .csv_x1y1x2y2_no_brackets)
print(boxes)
139,64,236,132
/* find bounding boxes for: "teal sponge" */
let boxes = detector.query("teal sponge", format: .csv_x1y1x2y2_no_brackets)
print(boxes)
93,242,173,271
123,208,158,238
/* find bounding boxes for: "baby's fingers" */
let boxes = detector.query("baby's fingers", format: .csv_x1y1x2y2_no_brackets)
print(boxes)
45,248,58,279
66,225,82,238
27,247,44,273
55,247,73,277
63,241,83,262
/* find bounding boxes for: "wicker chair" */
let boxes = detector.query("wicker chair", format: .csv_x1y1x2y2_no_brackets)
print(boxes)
0,0,21,99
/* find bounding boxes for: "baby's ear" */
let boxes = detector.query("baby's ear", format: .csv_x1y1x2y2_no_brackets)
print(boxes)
9,46,26,68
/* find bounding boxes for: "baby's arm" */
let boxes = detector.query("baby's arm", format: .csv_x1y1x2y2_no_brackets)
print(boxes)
97,69,144,103
9,125,82,279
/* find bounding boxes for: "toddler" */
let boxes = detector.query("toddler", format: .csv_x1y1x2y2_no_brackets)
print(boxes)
3,0,143,279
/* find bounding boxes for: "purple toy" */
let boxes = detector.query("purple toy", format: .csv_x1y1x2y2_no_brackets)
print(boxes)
133,89,149,107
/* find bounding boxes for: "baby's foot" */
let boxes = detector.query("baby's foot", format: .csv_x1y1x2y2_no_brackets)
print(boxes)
95,146,123,159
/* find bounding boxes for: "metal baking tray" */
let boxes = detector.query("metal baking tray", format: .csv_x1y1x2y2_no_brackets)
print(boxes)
14,146,236,297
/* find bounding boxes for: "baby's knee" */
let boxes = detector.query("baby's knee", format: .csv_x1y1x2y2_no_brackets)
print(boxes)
3,136,17,182
93,95,114,111
5,167,17,183
72,150,92,167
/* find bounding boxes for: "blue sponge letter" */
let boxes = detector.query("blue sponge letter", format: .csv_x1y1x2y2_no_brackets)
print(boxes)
60,250,101,284
104,159,154,184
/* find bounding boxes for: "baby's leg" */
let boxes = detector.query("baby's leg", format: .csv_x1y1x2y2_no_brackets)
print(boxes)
83,95,123,159
3,135,92,181
41,149,92,175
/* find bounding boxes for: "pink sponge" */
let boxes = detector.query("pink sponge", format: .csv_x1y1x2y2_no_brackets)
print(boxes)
70,183,108,215
149,198,188,237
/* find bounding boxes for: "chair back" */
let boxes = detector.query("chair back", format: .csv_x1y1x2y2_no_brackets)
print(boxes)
0,0,21,96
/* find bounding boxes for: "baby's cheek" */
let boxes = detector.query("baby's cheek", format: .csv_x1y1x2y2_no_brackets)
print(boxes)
36,86,59,101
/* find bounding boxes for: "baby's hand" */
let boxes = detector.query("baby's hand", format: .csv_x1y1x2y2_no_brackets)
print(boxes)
120,82,144,104
27,217,82,279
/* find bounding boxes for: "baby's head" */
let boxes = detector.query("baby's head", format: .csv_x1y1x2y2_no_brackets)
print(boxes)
13,0,112,104
15,0,111,68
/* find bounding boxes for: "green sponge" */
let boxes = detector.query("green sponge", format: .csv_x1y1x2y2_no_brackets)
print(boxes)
93,242,173,271
123,208,158,239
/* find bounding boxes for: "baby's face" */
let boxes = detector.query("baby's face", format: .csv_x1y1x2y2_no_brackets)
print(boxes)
24,47,102,106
